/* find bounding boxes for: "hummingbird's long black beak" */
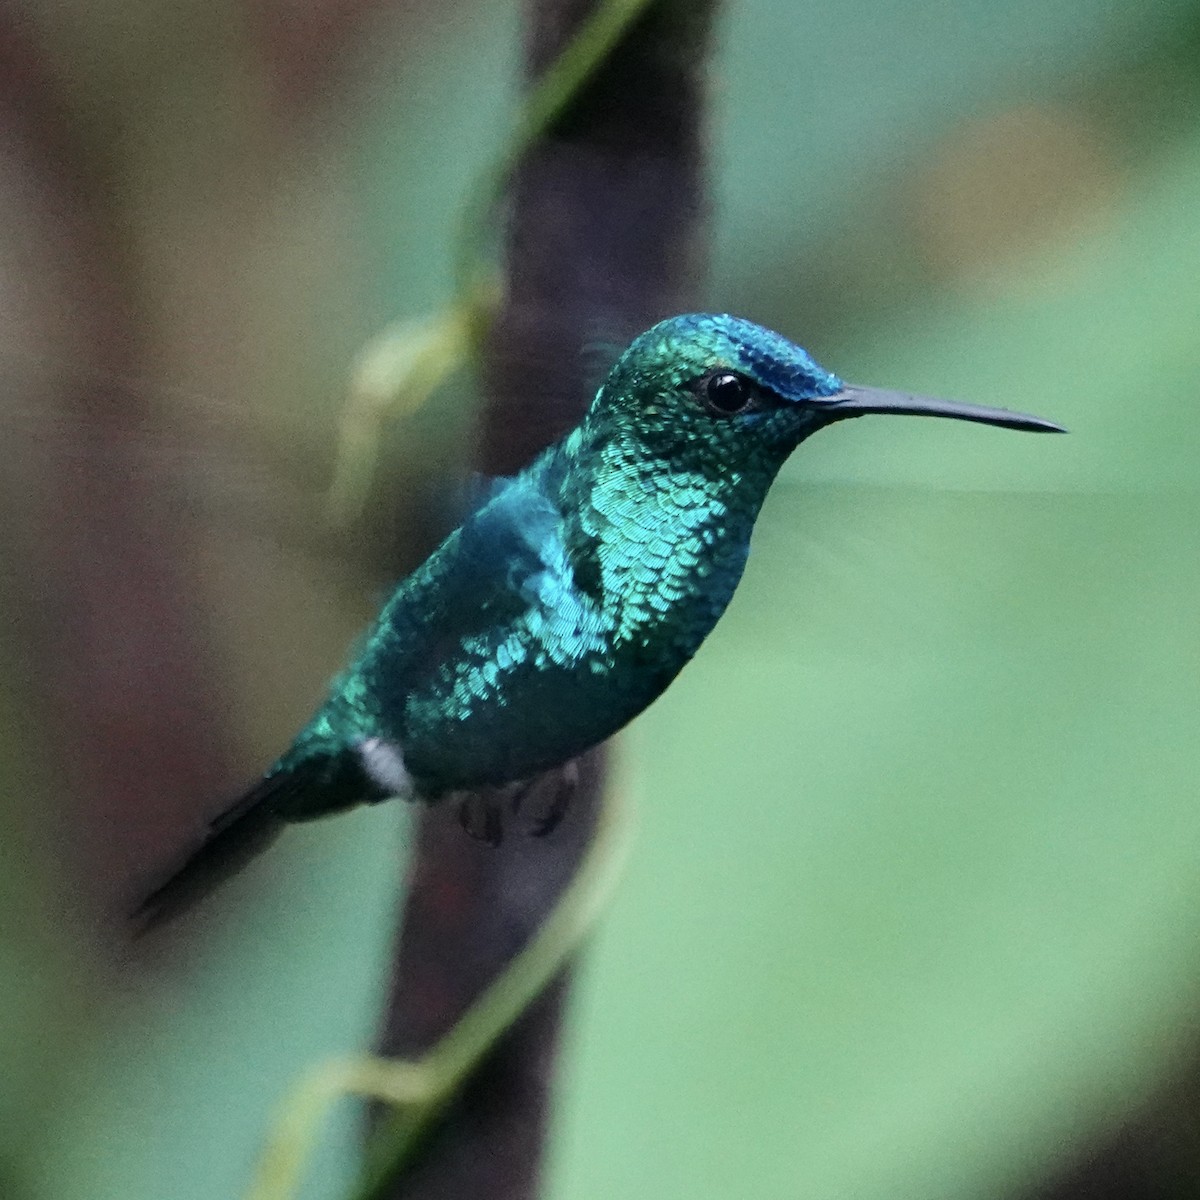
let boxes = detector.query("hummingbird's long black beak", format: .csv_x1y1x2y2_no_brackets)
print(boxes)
817,385,1067,434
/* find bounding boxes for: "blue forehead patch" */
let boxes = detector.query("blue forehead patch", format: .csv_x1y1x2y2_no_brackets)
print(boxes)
719,314,842,399
671,313,843,400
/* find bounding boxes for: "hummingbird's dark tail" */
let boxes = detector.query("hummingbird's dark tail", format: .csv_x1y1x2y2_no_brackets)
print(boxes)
132,772,296,932
134,745,379,931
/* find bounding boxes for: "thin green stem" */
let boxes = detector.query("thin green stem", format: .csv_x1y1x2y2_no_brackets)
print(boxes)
325,0,657,526
453,0,658,332
325,308,470,528
353,777,633,1198
241,778,634,1200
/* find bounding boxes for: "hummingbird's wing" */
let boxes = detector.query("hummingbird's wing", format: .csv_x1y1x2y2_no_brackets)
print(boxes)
357,450,595,791
378,463,569,685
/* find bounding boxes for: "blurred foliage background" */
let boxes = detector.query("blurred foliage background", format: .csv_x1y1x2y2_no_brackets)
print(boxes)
1,0,1199,1198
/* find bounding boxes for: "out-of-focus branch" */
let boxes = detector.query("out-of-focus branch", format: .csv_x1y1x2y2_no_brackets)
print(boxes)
0,6,239,928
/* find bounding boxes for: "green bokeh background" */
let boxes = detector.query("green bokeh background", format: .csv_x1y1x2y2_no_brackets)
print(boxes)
4,1,1200,1198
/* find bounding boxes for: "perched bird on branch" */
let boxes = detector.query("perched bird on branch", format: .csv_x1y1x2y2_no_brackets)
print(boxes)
138,313,1063,926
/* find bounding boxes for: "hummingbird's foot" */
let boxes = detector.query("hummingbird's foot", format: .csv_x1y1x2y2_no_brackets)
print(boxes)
506,762,578,837
452,761,579,846
508,778,535,815
457,794,504,846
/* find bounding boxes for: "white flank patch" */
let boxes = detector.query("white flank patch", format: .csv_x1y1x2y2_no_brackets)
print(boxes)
358,737,413,797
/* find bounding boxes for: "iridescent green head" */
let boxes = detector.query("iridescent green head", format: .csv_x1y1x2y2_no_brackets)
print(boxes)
591,313,1064,477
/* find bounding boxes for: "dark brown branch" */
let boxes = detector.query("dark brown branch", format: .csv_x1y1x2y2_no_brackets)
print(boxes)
371,1,717,1196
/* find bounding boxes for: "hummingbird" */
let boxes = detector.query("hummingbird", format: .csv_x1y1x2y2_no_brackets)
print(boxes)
138,313,1063,925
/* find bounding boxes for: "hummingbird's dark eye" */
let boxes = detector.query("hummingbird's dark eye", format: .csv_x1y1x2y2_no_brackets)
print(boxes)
702,371,756,417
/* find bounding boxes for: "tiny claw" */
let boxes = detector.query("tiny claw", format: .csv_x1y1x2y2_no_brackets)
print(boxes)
509,779,534,816
530,805,566,839
457,795,505,847
483,803,503,847
529,761,578,838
